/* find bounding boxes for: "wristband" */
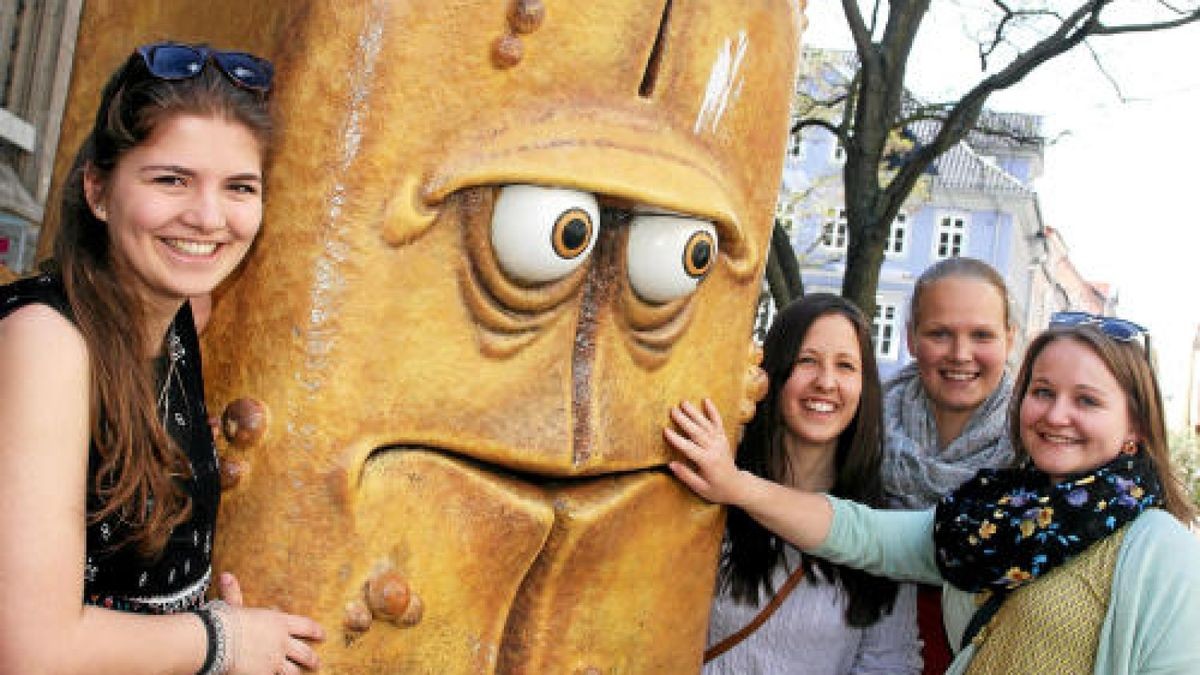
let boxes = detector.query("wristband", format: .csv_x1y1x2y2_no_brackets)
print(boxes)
192,600,231,675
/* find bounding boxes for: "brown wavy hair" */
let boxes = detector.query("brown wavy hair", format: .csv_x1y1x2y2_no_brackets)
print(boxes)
1009,325,1197,524
54,47,272,556
723,293,898,626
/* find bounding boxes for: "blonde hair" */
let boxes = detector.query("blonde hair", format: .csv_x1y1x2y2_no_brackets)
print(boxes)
909,257,1013,329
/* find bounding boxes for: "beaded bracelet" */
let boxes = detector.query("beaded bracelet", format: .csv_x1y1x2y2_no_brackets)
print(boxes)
192,599,232,675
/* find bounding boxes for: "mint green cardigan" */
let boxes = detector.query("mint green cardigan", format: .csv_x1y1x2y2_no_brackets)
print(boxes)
814,498,1200,675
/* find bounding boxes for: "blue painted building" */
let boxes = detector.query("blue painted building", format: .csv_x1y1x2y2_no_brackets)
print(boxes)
776,49,1048,380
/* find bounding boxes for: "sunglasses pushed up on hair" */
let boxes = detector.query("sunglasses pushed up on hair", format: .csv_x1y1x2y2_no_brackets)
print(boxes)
1049,311,1150,351
135,42,273,92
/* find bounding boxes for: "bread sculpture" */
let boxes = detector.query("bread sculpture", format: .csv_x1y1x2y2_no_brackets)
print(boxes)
51,1,805,671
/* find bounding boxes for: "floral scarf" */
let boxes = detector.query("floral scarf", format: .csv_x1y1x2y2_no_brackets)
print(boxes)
881,363,1015,508
933,452,1162,594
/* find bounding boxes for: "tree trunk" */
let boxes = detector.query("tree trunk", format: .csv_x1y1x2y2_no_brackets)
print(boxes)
841,210,887,320
765,219,804,309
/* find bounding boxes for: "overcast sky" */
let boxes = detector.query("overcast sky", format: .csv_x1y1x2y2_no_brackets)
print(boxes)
801,3,1200,427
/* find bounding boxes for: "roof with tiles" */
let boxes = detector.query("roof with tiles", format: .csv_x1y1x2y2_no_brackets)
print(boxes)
926,131,1036,195
797,48,1044,196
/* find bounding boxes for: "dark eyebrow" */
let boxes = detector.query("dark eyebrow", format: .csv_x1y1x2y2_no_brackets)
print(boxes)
226,172,263,183
139,164,195,177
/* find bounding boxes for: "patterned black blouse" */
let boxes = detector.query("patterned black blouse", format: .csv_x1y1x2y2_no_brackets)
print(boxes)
0,273,220,614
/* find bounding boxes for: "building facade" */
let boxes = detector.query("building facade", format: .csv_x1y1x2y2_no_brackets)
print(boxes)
1,0,81,273
777,48,1108,380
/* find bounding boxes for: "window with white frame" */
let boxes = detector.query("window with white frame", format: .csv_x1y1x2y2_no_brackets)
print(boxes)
885,211,908,257
872,300,900,360
821,207,848,251
934,213,968,259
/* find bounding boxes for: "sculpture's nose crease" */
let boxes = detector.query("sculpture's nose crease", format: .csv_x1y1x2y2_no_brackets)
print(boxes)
571,223,619,466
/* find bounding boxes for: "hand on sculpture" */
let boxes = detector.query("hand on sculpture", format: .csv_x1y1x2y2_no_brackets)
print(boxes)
218,572,326,674
664,398,750,507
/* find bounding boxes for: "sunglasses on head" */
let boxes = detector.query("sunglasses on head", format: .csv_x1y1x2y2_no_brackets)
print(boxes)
1049,311,1150,350
134,42,273,92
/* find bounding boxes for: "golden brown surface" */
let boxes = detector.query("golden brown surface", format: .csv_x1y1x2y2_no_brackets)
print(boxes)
51,1,806,671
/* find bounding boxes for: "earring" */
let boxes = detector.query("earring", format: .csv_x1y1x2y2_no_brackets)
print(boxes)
1121,439,1139,455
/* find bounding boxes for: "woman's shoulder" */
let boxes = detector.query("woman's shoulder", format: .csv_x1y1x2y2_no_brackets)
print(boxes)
1127,508,1196,536
0,284,87,376
0,272,72,322
1118,508,1200,574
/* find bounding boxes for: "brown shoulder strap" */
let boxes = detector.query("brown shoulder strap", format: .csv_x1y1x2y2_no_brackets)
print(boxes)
703,565,806,663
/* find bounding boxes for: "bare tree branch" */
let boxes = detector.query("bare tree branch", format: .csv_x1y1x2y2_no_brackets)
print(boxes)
1083,40,1130,102
1094,11,1200,35
841,0,874,55
981,1,1064,70
781,0,1200,313
868,0,884,35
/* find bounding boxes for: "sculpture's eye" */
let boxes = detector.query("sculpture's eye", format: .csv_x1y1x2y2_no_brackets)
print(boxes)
626,213,718,304
491,185,599,283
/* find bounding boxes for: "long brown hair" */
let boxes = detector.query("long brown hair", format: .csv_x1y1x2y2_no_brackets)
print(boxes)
55,48,272,556
724,293,897,626
1009,325,1197,523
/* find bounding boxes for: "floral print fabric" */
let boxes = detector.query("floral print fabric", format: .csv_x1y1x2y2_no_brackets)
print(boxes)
933,453,1161,594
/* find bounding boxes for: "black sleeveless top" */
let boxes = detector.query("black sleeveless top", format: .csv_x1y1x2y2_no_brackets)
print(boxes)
0,274,220,614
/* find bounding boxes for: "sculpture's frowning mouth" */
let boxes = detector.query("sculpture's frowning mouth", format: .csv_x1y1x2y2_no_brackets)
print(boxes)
360,443,671,488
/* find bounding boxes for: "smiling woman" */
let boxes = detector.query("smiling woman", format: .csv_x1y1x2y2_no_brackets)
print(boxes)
666,293,921,674
666,315,1200,675
0,42,324,674
876,256,1019,673
83,115,263,333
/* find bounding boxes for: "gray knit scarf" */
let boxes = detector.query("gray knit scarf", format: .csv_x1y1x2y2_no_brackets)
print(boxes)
881,363,1015,508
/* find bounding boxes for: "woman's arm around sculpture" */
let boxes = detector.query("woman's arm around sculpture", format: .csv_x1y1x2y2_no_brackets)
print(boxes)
667,399,942,584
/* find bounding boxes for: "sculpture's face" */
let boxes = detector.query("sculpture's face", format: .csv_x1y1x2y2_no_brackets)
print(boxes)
57,1,804,671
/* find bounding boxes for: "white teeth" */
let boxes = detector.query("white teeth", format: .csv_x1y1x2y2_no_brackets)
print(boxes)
943,371,976,381
1042,433,1078,444
804,400,835,413
165,239,217,256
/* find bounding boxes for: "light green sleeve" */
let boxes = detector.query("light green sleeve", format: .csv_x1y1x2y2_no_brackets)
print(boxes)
811,496,944,586
1094,510,1200,675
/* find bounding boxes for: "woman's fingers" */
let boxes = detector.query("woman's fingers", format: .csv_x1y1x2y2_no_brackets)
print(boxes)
663,427,700,456
678,400,711,429
284,637,319,671
701,398,725,431
669,404,705,438
668,460,711,496
286,614,326,642
219,572,245,607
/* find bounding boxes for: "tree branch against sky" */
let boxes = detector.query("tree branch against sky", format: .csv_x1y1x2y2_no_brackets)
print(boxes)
780,0,1200,316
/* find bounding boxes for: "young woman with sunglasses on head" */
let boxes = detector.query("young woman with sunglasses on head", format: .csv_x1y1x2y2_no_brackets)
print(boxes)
667,315,1200,674
698,294,920,674
0,43,324,673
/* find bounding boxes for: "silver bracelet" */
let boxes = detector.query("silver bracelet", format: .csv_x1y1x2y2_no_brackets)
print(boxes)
195,599,233,675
